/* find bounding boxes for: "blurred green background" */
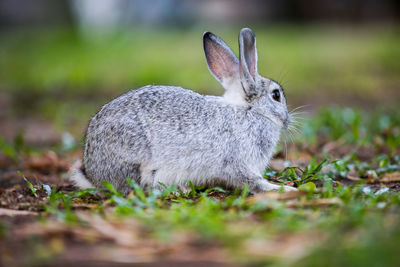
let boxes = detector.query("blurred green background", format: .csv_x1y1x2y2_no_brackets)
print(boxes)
0,2,400,265
0,0,399,141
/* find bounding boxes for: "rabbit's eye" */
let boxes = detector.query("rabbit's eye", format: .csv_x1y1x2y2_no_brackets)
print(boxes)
272,89,281,102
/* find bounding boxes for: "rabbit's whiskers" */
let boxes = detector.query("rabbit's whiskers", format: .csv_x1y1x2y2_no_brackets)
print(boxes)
280,105,308,158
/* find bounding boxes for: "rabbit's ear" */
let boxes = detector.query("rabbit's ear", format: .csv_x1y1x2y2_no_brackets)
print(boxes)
239,28,259,100
203,32,239,85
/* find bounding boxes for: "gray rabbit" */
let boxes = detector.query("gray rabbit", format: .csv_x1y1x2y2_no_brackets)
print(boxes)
71,28,297,195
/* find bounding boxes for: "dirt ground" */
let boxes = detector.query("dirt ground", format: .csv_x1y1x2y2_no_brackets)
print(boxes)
0,142,398,266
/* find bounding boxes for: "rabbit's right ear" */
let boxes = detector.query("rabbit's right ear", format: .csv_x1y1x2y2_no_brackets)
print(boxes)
203,32,239,86
239,28,259,101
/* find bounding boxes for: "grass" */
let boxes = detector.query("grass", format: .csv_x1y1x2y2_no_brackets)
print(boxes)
1,106,399,265
32,155,400,265
299,107,400,148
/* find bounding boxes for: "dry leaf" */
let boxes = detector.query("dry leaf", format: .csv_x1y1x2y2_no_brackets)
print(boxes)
297,152,313,161
346,174,361,181
25,151,69,173
247,190,307,204
345,166,361,181
80,214,141,247
380,172,400,183
322,139,345,153
244,231,325,260
0,208,38,216
288,152,312,167
269,159,286,171
286,198,343,208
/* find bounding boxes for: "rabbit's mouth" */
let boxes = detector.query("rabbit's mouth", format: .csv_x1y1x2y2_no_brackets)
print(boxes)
260,112,287,131
283,117,290,129
266,108,289,130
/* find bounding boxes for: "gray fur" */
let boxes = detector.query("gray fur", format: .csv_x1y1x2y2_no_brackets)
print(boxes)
77,28,296,195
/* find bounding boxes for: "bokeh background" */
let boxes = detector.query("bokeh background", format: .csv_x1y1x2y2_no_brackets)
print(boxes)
0,0,399,147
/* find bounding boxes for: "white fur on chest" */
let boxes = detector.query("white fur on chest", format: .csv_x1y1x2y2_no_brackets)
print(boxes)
221,79,248,107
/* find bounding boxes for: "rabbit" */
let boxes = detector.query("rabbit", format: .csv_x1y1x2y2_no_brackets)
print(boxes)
71,28,297,195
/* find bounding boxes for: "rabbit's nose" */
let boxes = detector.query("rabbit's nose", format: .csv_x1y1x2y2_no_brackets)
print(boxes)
283,115,290,129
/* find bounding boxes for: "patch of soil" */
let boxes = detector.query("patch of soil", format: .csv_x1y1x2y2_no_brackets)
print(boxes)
1,211,235,267
0,118,61,146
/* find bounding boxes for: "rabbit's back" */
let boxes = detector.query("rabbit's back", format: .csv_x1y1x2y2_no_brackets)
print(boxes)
83,86,227,191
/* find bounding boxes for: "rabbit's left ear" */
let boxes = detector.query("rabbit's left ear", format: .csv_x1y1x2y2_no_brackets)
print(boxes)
203,32,240,88
239,28,260,101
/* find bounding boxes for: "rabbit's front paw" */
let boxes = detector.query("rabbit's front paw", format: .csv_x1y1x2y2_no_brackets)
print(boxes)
282,185,298,192
252,179,297,193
